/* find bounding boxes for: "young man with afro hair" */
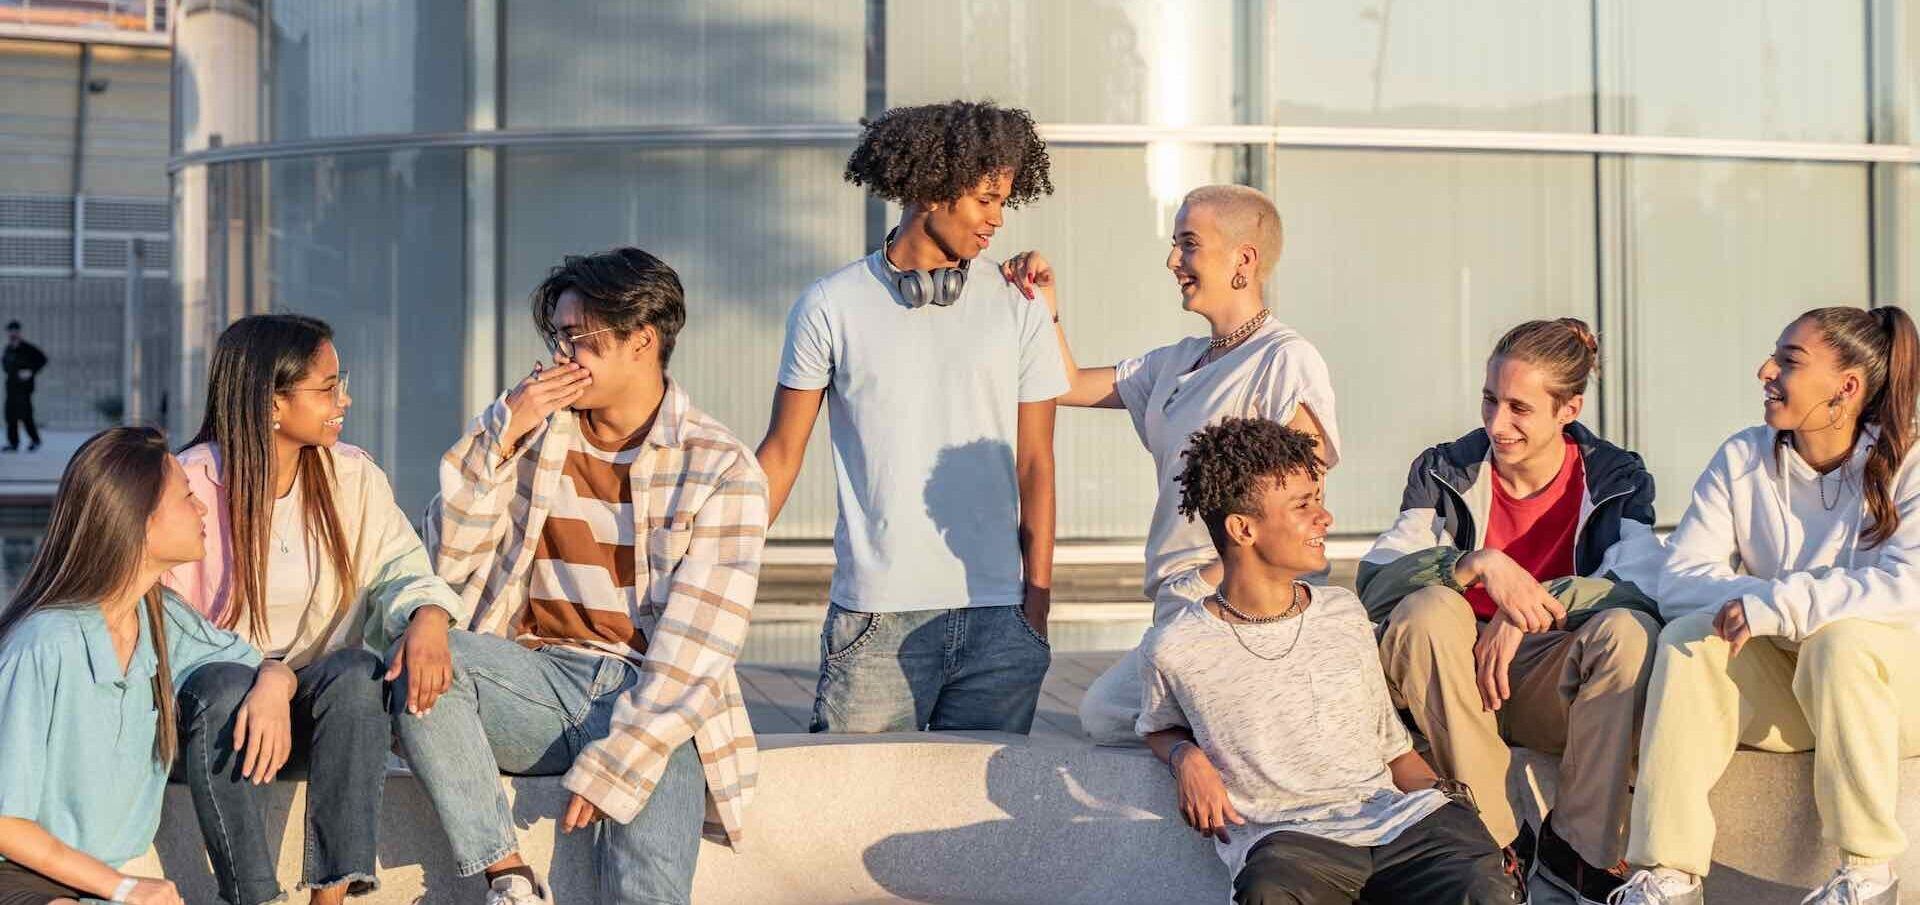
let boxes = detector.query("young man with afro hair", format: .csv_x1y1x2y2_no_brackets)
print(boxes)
1138,417,1518,904
757,100,1068,734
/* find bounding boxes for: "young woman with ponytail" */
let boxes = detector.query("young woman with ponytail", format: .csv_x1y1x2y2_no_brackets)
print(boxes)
1616,306,1920,905
0,428,272,905
163,315,466,905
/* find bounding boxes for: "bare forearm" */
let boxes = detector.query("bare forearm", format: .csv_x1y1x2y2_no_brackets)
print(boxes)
0,817,125,898
756,443,804,524
1145,727,1196,767
1017,451,1056,591
1388,750,1440,792
757,386,825,525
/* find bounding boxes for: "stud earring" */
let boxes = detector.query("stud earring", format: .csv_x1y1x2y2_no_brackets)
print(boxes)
272,420,281,431
1231,274,1249,290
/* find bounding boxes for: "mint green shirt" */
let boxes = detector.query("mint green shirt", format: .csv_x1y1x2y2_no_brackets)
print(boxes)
0,592,260,867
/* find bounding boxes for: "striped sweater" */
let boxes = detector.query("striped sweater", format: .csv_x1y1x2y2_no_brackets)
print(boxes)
424,379,767,847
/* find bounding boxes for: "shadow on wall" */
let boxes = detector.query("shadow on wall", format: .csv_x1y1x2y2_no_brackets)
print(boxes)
860,744,1223,904
923,438,1021,604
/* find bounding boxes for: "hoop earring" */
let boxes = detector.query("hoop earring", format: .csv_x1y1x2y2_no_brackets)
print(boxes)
1230,274,1249,290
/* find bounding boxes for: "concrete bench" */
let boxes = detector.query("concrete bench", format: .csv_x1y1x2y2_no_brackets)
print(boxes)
126,735,1920,904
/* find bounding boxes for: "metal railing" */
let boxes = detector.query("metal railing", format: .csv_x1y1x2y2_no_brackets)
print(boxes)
0,0,168,34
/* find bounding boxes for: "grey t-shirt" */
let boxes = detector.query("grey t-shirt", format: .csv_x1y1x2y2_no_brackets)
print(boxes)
1137,585,1447,877
777,249,1069,612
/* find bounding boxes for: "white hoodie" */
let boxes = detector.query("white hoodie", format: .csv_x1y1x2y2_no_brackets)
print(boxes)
1657,424,1920,640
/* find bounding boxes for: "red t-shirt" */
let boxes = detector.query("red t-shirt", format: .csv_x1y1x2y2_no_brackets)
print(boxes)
1464,438,1584,619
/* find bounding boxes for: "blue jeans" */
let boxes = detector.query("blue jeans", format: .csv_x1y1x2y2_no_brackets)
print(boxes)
392,631,708,905
810,602,1051,734
174,648,390,905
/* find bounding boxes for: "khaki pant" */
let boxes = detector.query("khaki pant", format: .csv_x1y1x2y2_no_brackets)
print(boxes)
1629,612,1920,876
1378,585,1659,867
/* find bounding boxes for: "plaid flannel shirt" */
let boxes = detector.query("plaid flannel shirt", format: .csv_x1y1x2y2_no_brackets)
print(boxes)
423,379,766,847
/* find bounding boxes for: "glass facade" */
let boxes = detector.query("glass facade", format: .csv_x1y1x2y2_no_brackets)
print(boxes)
171,0,1920,538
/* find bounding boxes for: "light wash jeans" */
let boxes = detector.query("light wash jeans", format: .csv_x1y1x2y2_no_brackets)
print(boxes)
810,602,1051,734
392,630,708,905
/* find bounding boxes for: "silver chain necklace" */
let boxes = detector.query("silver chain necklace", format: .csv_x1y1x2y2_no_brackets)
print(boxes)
1214,583,1310,662
1817,465,1853,511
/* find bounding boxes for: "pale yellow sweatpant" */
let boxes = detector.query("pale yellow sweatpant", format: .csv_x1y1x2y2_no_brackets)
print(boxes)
1629,611,1920,876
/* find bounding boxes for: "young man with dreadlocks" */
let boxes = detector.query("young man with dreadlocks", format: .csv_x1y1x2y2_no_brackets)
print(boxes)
756,100,1068,734
1139,418,1518,905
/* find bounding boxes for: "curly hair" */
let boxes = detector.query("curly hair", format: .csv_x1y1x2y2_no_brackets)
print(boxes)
1176,418,1323,551
843,100,1053,206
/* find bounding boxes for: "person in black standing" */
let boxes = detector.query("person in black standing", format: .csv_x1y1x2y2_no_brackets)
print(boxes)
4,321,47,453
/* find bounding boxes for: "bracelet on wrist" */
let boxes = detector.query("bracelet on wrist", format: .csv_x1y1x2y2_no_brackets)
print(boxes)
110,876,138,903
1166,740,1197,775
1431,778,1478,813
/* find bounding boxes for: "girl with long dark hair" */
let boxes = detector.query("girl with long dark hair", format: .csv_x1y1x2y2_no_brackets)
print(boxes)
0,427,273,905
1616,306,1920,905
164,314,465,905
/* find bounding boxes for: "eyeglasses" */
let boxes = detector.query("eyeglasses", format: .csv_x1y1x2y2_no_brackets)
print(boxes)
285,370,350,405
543,326,616,359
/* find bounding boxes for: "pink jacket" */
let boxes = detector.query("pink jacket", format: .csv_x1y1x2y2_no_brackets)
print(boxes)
163,441,465,667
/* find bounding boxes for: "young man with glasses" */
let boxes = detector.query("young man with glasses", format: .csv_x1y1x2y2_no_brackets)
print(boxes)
755,100,1068,735
402,247,769,905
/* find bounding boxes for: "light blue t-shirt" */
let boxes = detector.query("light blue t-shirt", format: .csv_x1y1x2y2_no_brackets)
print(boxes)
0,592,261,868
778,249,1069,612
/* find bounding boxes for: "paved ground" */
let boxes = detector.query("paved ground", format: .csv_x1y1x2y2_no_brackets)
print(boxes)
739,651,1128,743
0,427,85,503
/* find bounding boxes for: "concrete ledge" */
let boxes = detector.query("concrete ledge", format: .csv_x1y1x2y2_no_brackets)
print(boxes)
127,736,1920,904
1509,749,1920,902
135,734,1222,904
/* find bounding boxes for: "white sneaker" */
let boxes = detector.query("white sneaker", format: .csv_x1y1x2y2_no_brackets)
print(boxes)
1800,867,1899,905
1606,870,1704,905
485,873,554,905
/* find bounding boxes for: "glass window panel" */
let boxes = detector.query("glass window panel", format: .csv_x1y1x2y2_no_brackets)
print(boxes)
259,150,468,516
1889,165,1920,304
1266,1,1593,132
1263,148,1599,533
887,0,1241,126
499,145,863,539
266,0,467,141
1625,159,1871,523
503,0,862,129
1606,0,1867,141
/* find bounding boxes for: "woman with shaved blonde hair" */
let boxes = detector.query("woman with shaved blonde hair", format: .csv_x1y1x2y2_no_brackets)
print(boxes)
1002,183,1342,744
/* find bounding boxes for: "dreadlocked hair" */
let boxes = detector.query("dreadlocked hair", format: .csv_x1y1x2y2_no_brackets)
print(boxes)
843,100,1053,206
1176,418,1324,551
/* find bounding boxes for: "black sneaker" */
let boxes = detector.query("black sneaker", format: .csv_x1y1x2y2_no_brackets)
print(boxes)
1531,814,1627,904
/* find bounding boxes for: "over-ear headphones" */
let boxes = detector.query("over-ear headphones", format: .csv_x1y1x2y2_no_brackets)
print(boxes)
884,228,969,308
897,259,969,308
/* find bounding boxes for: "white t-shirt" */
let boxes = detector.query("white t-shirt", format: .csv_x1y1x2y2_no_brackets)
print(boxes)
1115,320,1341,621
1137,585,1446,878
776,250,1069,612
264,478,316,658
